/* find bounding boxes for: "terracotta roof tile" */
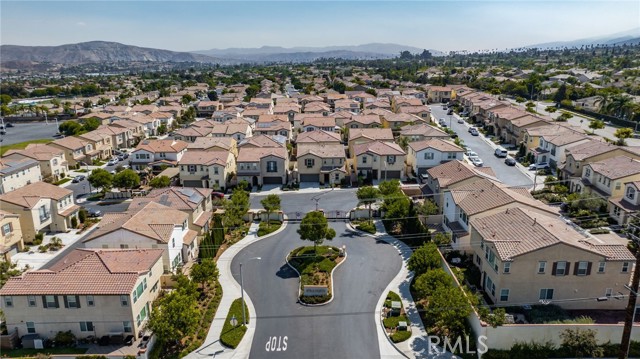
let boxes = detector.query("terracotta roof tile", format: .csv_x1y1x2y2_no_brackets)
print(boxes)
0,182,72,208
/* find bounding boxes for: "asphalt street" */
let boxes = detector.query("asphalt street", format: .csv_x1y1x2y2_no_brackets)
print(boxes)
234,191,403,359
430,106,534,187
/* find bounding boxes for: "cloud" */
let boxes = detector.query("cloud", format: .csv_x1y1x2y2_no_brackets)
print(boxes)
76,22,86,26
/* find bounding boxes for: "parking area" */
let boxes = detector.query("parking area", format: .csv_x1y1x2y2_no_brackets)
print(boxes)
0,121,62,146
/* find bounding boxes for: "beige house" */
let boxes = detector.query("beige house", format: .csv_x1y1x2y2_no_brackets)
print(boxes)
0,182,79,242
398,106,431,121
95,124,135,149
347,128,394,156
399,124,450,142
353,141,406,180
0,248,164,339
581,156,640,201
196,101,223,117
187,137,238,158
179,150,236,190
302,117,337,132
236,146,289,186
427,86,455,103
343,115,381,129
4,144,69,182
0,210,23,260
609,181,640,225
407,139,465,175
421,160,499,208
297,143,347,184
470,207,634,310
295,130,342,145
130,139,188,172
83,202,195,273
77,130,114,160
0,157,41,194
382,113,425,130
49,136,94,167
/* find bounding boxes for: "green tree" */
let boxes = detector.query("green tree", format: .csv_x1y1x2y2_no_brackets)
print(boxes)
614,127,634,146
297,211,336,253
408,243,441,276
78,208,87,224
379,179,402,196
0,260,22,288
181,94,195,105
87,168,113,194
223,187,250,228
556,112,573,122
431,232,452,246
560,328,604,358
149,175,171,188
426,285,474,337
81,117,101,131
113,169,140,191
190,258,219,289
58,121,83,136
396,136,409,151
0,94,11,105
260,194,281,227
413,268,452,299
607,94,635,119
148,290,200,346
332,81,346,94
588,120,605,134
477,306,507,328
207,91,219,101
356,186,381,223
416,199,438,217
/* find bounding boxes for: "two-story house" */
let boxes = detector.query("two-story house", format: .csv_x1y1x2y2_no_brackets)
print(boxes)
0,248,164,339
504,114,550,145
470,207,634,310
50,136,95,167
0,182,78,242
173,126,214,142
254,115,292,140
382,113,425,130
399,124,450,142
236,146,289,186
427,86,455,103
392,97,423,111
272,104,301,122
303,102,331,115
421,160,499,208
302,117,338,133
77,130,113,160
343,115,381,129
4,144,69,182
406,139,464,176
95,125,135,149
334,99,361,114
187,137,238,158
130,139,188,172
352,141,406,181
178,150,236,191
609,181,640,225
0,210,23,260
0,157,41,194
531,132,590,169
347,128,394,156
297,143,347,185
581,155,640,201
397,106,431,121
296,130,342,145
196,101,223,117
83,202,194,273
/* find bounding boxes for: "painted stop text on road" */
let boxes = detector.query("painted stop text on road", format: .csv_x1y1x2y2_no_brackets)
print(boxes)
265,336,288,352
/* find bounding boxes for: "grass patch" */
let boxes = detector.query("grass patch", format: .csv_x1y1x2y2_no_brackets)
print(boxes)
383,315,409,329
257,221,282,237
0,139,51,156
391,330,412,343
387,291,401,302
2,347,88,357
355,221,376,234
87,193,105,201
220,298,249,349
288,246,342,304
76,169,88,173
54,178,72,185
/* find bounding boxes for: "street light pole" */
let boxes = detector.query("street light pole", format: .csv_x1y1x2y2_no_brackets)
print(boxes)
240,257,261,326
619,251,640,359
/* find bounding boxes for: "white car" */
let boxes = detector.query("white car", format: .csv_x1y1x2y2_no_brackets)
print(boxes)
528,162,550,170
469,156,483,167
466,150,478,158
469,128,479,136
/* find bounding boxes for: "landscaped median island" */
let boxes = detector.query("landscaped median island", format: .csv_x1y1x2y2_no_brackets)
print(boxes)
220,298,250,349
350,219,376,234
382,291,411,343
287,245,345,304
257,220,282,237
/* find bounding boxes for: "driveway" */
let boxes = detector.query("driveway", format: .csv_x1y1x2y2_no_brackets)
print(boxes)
234,191,403,358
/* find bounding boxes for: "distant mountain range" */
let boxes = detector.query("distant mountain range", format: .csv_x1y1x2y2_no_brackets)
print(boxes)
0,41,223,65
525,27,640,49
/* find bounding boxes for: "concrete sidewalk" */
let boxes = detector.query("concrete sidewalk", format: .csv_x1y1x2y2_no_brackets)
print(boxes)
186,220,288,359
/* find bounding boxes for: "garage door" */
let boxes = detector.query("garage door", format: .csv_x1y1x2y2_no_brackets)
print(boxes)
417,167,429,175
299,174,319,182
382,171,401,179
182,180,204,188
263,176,283,184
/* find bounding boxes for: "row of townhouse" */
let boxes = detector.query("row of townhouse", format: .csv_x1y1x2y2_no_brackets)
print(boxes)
420,160,634,311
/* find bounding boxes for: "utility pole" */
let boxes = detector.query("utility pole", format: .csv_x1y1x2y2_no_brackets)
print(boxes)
620,214,640,359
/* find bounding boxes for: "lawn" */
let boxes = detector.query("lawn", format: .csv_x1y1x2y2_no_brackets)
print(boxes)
0,139,51,156
288,246,342,304
54,178,72,185
257,221,282,237
220,298,249,348
2,347,87,357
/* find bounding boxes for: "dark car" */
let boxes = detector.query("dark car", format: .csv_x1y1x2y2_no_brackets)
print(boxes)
447,109,453,115
5,122,14,128
72,175,86,183
88,209,102,217
212,192,225,199
504,157,516,166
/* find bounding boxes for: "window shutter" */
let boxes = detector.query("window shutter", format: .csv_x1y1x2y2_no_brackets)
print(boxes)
587,262,592,275
565,262,571,276
63,296,69,308
573,262,579,276
54,296,59,308
42,295,48,309
552,262,557,276
76,296,81,308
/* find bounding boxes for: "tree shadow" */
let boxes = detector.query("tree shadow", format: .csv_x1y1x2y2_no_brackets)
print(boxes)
276,263,297,279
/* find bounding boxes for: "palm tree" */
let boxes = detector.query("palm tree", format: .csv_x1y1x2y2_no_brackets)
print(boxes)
607,94,635,120
593,93,612,114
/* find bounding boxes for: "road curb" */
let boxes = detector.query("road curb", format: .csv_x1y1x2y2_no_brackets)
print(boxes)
285,246,347,307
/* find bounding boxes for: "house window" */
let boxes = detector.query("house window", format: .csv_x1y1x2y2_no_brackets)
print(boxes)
539,288,554,300
447,152,456,159
121,295,129,306
605,288,613,297
576,261,589,276
120,244,129,249
500,289,510,302
26,322,35,334
424,152,434,160
598,261,606,273
79,321,94,332
627,187,636,200
66,295,79,308
214,167,219,175
554,261,567,276
305,159,315,167
123,321,132,333
267,161,277,173
503,262,511,274
613,206,622,217
585,168,591,177
538,261,546,274
44,295,58,308
28,295,37,307
616,182,621,190
2,223,13,236
38,205,50,223
86,295,95,307
188,165,196,173
387,155,396,164
623,262,631,273
362,156,367,164
4,296,13,307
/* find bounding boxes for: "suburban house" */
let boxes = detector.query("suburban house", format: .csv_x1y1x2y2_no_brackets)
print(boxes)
609,181,640,225
0,157,42,194
343,115,381,129
325,93,348,106
297,143,347,185
392,97,423,111
95,125,135,149
49,136,95,167
486,106,529,141
580,156,640,201
421,160,499,208
238,134,286,149
196,101,223,117
0,182,78,242
173,126,214,142
212,109,241,123
247,98,273,110
77,130,113,160
302,117,338,132
148,111,175,129
470,207,634,310
236,146,289,186
334,99,361,113
254,115,292,140
303,102,331,115
530,132,590,169
522,125,579,153
397,106,431,120
441,177,559,251
187,137,238,158
129,187,214,235
347,128,394,154
352,141,406,181
83,202,195,273
4,144,69,182
130,139,188,172
0,248,164,339
503,114,550,145
295,130,342,145
203,121,253,142
399,124,451,142
406,139,465,175
272,104,301,121
0,210,23,260
121,113,161,137
382,113,425,130
178,150,236,190
364,100,392,111
427,86,455,103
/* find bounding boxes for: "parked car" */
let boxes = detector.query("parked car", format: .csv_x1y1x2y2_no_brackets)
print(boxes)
117,155,125,161
447,109,453,115
494,147,508,158
72,175,85,183
469,156,483,167
211,192,225,199
466,150,478,158
107,158,119,166
469,128,479,136
504,157,517,166
87,209,102,217
457,118,464,124
528,162,550,170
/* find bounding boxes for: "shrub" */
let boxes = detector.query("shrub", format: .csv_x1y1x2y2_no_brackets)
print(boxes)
39,245,48,253
54,330,76,347
78,208,87,223
300,294,331,304
71,217,78,229
386,291,401,302
356,221,376,234
383,315,409,329
390,330,411,343
33,232,44,245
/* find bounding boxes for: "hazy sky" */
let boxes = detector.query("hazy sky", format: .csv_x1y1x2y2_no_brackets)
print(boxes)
1,1,639,52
